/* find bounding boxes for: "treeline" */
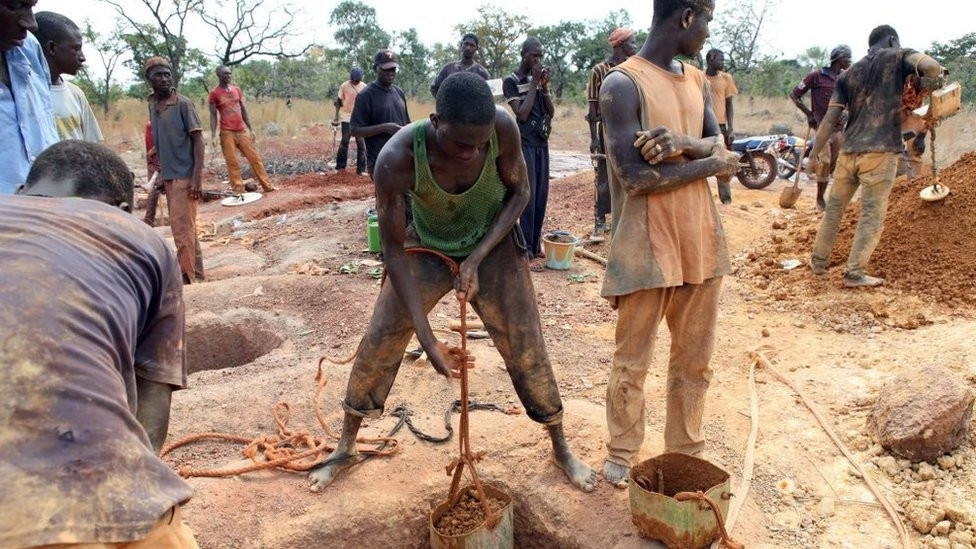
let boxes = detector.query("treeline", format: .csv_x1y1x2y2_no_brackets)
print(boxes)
75,0,975,111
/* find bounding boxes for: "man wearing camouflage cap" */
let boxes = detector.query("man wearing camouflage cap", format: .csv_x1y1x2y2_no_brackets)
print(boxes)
791,44,852,210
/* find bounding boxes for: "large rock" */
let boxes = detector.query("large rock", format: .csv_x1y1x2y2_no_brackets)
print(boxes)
867,366,974,463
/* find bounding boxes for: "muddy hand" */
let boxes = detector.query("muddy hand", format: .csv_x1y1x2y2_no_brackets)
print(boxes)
455,262,480,303
712,146,738,179
440,342,475,379
426,342,454,378
634,127,684,164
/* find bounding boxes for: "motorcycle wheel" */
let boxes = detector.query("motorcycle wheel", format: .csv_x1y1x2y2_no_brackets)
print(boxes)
737,152,778,190
777,149,798,180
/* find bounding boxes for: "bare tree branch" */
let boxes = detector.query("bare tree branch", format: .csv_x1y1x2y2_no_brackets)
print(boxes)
101,0,203,83
199,0,313,67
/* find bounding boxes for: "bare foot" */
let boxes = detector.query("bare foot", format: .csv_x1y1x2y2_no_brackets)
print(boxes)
602,461,630,489
553,450,597,492
308,450,359,492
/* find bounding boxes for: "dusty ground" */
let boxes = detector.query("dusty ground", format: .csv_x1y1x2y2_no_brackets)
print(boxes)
152,160,976,549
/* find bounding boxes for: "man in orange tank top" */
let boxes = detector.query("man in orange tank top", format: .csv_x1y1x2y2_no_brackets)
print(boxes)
597,0,738,487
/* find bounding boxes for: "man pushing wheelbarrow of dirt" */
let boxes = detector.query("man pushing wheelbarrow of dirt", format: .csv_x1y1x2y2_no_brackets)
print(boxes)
308,72,596,493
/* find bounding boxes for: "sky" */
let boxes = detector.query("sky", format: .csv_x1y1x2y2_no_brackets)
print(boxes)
40,0,973,81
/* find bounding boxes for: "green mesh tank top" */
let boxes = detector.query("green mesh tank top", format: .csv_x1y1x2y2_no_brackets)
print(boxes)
411,121,505,256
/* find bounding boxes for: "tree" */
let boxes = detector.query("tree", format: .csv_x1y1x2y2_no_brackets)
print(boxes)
709,0,777,72
533,21,586,99
393,28,432,97
455,4,531,77
200,0,313,67
101,0,203,86
329,0,390,74
929,33,976,104
571,9,633,75
796,46,828,71
77,20,127,115
120,22,208,97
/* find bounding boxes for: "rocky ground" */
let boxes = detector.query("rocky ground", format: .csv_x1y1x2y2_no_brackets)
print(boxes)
147,160,976,549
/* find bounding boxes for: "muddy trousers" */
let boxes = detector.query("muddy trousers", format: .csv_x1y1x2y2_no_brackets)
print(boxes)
26,507,198,549
220,130,273,193
343,233,564,425
716,125,732,203
811,152,898,277
163,179,204,283
605,277,722,467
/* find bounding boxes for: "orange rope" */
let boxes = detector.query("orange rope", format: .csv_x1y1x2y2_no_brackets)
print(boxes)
674,491,744,549
160,359,398,478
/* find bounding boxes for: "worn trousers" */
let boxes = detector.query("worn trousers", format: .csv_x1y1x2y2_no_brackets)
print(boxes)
593,127,611,224
343,231,564,425
335,122,366,173
811,152,898,277
26,507,199,549
605,277,722,467
163,179,204,283
519,143,550,257
220,130,273,193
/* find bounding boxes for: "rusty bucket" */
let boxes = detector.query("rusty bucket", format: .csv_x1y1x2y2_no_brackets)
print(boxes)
429,484,514,549
628,453,732,549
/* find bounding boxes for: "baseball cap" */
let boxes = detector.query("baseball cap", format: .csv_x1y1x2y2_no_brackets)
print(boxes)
374,49,399,70
350,67,363,80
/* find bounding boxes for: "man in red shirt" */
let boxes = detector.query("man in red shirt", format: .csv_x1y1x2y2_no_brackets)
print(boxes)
208,65,275,193
791,45,851,210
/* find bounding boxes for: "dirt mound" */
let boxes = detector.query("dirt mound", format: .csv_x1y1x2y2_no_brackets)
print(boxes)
830,152,976,306
738,152,976,321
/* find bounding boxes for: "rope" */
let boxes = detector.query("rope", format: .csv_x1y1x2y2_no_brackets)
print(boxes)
752,349,912,549
162,247,514,493
674,491,745,549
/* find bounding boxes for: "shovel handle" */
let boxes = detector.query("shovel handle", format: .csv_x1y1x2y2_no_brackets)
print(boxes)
793,126,813,188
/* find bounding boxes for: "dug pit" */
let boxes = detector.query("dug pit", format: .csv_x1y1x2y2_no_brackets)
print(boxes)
185,309,285,373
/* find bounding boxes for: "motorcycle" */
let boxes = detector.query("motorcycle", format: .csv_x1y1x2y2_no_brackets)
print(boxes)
730,134,785,189
770,134,815,180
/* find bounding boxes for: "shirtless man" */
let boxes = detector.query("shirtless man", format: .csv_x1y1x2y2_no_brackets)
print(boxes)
308,72,596,493
597,0,738,486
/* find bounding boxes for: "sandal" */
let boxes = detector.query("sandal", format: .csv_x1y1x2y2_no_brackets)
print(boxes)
529,257,546,272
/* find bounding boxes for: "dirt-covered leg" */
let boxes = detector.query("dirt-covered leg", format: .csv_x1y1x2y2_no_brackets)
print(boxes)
547,423,597,492
308,414,363,491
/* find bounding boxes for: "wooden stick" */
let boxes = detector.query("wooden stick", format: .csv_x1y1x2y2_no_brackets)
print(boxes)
753,349,911,549
575,247,608,266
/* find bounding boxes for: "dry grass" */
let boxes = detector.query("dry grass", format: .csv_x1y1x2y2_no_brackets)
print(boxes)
98,95,973,167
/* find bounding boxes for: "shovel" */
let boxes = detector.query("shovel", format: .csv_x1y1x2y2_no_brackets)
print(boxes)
779,126,811,209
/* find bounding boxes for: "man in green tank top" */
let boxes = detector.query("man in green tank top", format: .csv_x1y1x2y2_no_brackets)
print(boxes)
309,73,597,493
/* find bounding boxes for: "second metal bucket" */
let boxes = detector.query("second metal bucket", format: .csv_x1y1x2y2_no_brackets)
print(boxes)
429,484,514,549
628,453,732,549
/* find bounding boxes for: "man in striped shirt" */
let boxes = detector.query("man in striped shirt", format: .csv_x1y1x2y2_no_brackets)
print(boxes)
586,27,637,241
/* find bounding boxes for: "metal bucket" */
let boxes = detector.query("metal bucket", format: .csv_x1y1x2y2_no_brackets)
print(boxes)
429,484,514,549
628,453,732,549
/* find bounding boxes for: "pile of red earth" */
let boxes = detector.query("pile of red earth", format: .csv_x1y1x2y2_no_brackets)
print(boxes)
829,152,976,306
433,489,507,537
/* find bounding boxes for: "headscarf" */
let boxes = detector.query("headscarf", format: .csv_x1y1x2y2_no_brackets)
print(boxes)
143,56,171,78
609,28,635,48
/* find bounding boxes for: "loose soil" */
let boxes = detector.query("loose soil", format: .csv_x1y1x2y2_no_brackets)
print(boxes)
433,488,509,537
147,162,976,549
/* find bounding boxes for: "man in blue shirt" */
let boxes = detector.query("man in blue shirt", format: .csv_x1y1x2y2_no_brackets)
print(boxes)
0,1,58,194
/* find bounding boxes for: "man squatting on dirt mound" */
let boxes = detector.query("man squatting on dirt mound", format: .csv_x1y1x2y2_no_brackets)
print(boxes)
807,25,944,288
597,0,739,487
308,72,597,493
